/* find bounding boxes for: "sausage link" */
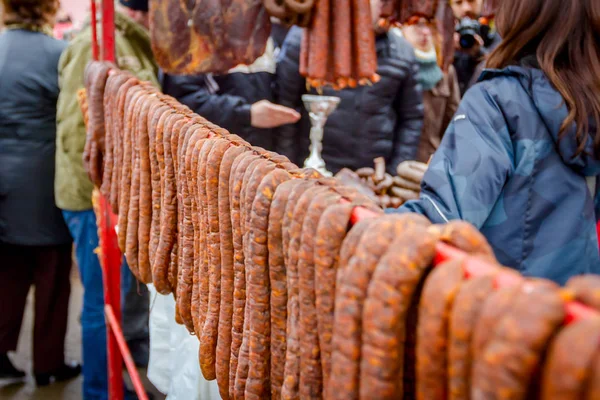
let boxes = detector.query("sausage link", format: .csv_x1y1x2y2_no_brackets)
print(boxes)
268,178,308,400
135,95,156,283
199,138,231,380
216,145,248,400
359,226,436,399
150,110,176,293
416,260,466,400
332,0,352,87
307,0,329,82
281,181,323,400
448,274,497,400
298,190,342,399
352,0,377,80
147,104,172,281
186,125,211,336
472,281,565,400
117,87,145,252
328,214,430,400
541,318,600,400
153,112,186,290
166,117,190,294
314,203,353,392
245,168,292,400
229,151,259,399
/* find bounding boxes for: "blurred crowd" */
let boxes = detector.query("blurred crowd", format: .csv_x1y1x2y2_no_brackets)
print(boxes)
0,0,598,399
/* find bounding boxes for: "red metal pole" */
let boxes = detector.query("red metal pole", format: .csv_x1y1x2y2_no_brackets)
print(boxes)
98,1,120,398
90,0,99,60
98,194,124,400
101,0,116,62
105,306,149,400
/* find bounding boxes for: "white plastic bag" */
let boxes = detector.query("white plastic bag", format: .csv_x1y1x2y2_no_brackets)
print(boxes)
147,284,221,399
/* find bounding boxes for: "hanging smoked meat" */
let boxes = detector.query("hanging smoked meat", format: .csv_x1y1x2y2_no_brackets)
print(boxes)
300,0,379,90
150,0,271,74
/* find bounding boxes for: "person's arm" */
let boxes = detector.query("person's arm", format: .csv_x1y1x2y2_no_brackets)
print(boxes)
274,27,306,162
162,73,253,135
390,83,513,228
389,48,425,174
55,39,94,194
162,73,299,136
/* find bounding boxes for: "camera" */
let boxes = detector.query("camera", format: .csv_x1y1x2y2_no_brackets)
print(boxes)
455,17,493,50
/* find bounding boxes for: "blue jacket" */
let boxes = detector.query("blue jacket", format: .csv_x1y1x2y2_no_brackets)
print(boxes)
392,65,600,284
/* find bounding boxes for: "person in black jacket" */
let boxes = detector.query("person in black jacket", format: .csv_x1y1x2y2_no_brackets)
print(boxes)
161,36,300,150
450,0,500,95
275,3,424,175
0,0,80,386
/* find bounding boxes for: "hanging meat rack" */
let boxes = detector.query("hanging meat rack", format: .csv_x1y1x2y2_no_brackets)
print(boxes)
88,1,599,400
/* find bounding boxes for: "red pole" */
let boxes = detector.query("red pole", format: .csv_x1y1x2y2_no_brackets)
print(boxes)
95,2,147,399
90,0,99,60
98,194,124,400
97,0,121,397
101,0,116,62
105,306,149,400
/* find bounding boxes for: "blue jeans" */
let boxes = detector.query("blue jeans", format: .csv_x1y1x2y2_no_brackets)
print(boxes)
63,209,149,400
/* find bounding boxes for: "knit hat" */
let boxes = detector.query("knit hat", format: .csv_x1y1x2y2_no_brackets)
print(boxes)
119,0,148,12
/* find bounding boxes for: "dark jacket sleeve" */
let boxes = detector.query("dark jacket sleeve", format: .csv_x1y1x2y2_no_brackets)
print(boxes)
161,73,252,134
389,40,424,173
389,83,512,227
274,27,306,162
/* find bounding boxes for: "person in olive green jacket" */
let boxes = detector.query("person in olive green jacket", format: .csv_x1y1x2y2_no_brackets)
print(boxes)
55,1,157,398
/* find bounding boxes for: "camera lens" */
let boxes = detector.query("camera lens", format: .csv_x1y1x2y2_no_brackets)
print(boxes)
460,33,476,49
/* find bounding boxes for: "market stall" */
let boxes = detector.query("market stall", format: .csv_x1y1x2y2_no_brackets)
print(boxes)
86,1,600,399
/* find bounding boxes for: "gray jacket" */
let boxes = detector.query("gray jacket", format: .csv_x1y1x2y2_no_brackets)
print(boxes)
0,29,71,246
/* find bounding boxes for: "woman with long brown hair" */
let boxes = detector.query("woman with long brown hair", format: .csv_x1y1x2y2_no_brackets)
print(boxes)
0,0,80,386
391,0,600,284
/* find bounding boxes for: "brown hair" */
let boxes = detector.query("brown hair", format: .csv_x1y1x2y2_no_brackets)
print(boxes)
487,0,600,157
2,0,59,27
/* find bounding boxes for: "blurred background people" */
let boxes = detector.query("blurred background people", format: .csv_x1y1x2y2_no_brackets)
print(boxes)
450,0,499,94
161,34,300,151
53,8,73,40
0,0,80,386
55,0,157,398
276,0,424,175
401,17,460,163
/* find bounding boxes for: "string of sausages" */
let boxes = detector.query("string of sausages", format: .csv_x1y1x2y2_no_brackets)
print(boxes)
298,0,380,90
84,62,600,399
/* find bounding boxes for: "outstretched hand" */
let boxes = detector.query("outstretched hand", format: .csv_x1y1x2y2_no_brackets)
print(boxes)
250,100,301,129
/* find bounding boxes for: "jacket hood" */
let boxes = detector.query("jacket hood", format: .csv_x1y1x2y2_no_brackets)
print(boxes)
479,66,600,177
